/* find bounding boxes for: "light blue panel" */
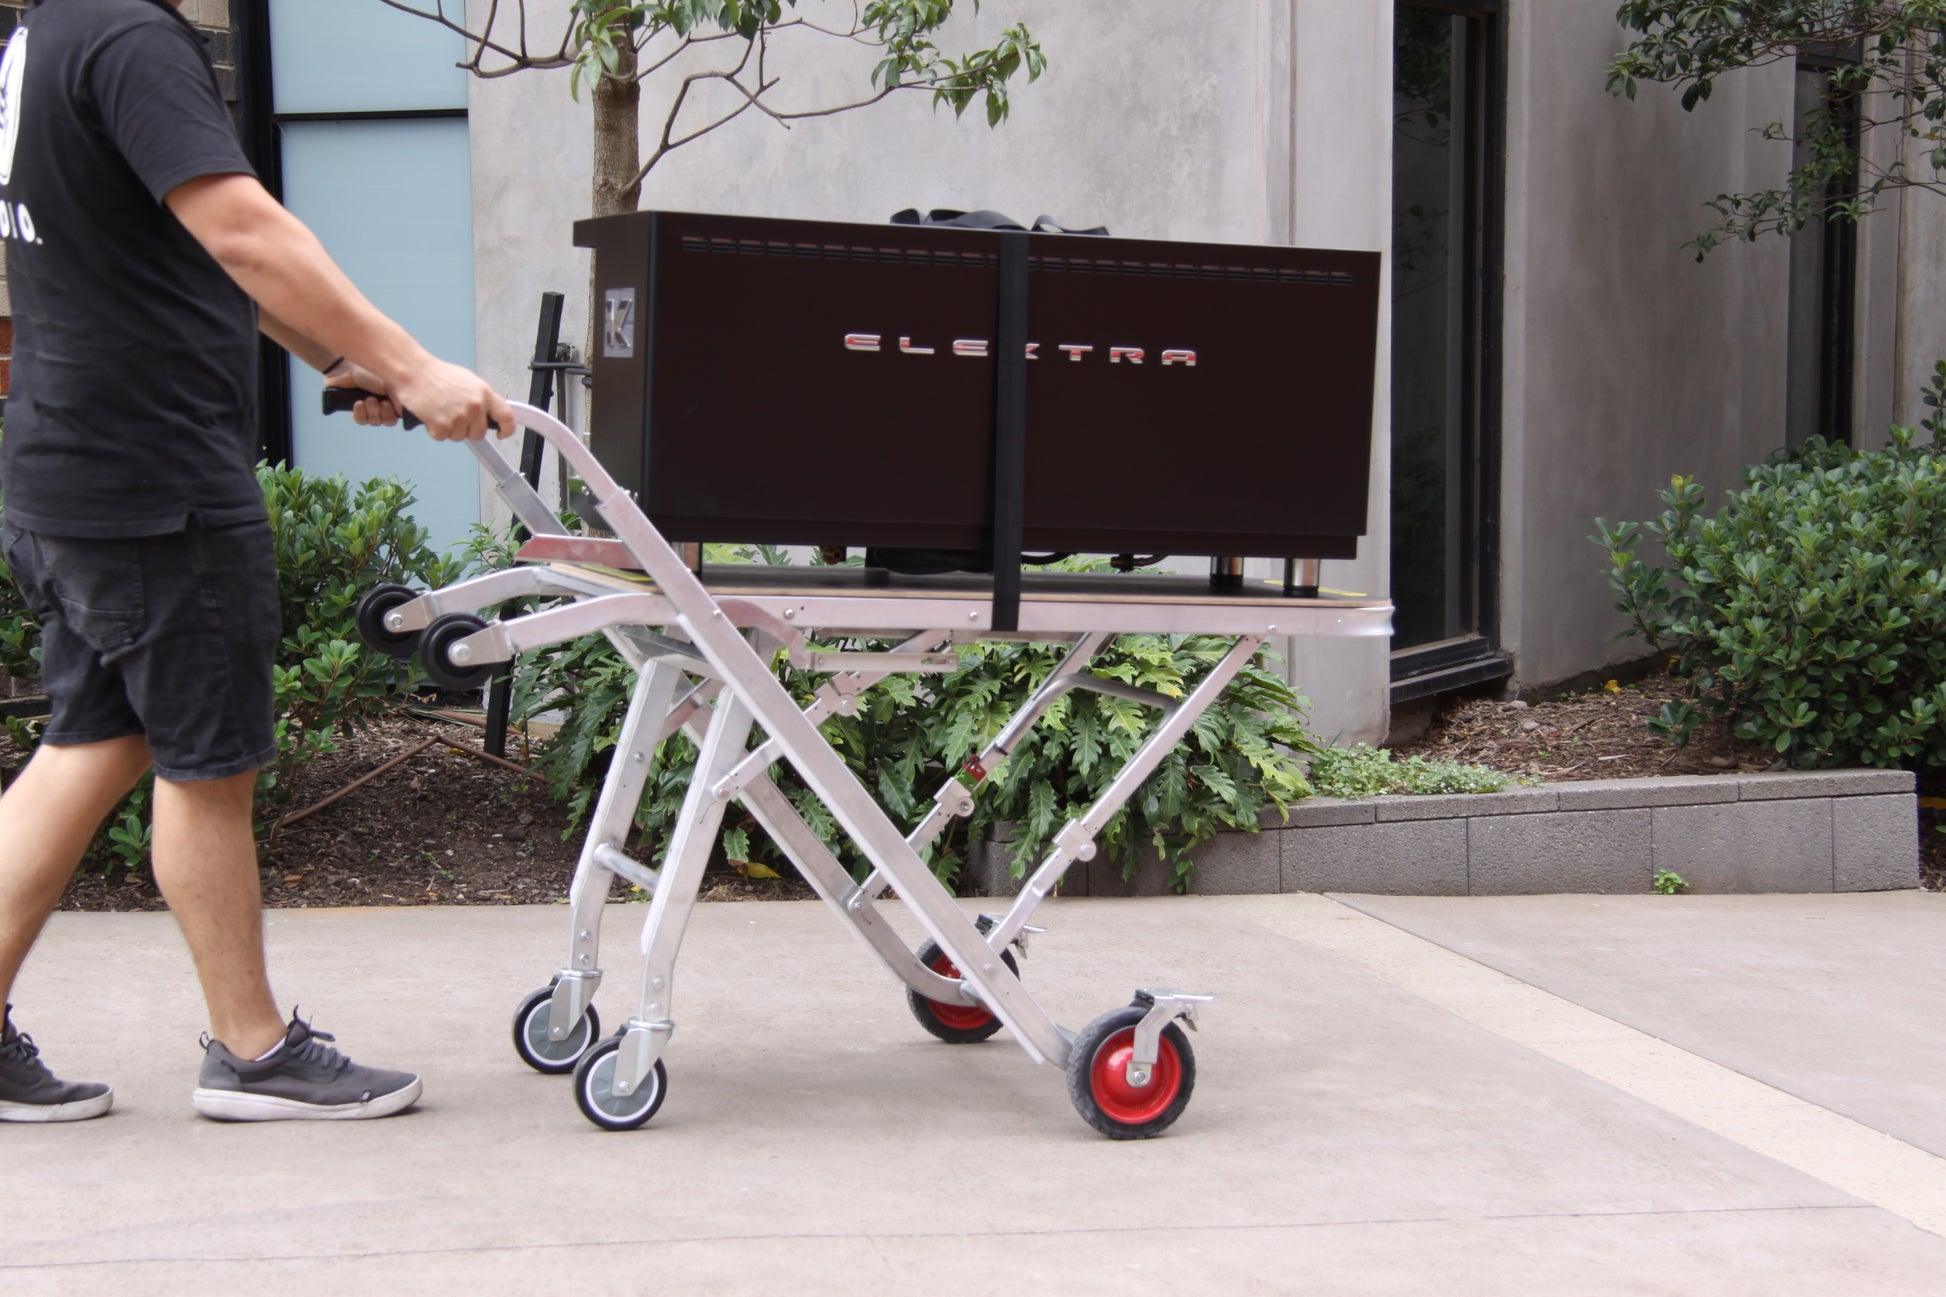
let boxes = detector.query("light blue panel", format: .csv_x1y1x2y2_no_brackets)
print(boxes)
282,119,478,557
269,0,468,114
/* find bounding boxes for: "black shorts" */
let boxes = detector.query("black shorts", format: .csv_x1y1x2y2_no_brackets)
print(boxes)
2,519,278,782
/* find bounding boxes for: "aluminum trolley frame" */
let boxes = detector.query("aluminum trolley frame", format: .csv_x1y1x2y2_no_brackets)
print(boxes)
373,403,1391,1138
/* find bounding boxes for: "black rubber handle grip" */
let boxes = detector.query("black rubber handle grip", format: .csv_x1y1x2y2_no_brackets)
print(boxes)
322,386,422,430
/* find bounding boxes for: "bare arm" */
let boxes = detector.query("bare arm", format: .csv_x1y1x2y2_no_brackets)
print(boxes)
257,307,404,426
165,172,512,441
257,307,336,375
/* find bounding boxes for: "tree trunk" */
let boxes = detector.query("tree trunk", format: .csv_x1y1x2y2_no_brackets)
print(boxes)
584,39,640,455
590,42,641,217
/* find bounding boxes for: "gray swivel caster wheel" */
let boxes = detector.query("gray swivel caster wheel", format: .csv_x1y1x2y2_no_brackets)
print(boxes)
512,985,602,1075
573,1035,668,1131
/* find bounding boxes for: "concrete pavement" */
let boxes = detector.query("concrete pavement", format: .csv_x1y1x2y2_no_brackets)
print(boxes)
4,891,1945,1295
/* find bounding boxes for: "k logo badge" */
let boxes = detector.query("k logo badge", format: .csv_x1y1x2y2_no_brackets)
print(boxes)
603,288,636,359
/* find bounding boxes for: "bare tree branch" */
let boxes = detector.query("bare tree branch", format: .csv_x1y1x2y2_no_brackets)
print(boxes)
379,1,1046,210
374,0,576,74
635,31,744,83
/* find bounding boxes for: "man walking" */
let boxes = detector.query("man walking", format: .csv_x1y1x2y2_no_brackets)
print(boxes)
0,0,512,1122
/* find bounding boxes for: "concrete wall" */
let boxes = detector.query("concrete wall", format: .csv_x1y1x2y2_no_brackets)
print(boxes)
1500,12,1941,690
1895,126,1946,432
1283,1,1392,745
462,0,1934,731
1499,4,1798,691
465,0,1395,745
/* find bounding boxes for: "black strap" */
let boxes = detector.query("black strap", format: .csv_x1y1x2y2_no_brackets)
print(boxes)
991,231,1029,633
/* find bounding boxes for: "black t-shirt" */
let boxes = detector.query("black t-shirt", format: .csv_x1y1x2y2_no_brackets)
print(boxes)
0,0,263,537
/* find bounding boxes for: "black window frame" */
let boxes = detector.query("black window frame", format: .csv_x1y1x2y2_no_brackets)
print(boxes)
230,0,466,466
1784,43,1863,449
1387,0,1508,703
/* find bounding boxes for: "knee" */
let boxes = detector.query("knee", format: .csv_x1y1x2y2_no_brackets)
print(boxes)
153,768,260,818
24,736,153,794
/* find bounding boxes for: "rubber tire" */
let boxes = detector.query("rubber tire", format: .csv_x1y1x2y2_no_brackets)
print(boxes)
354,583,421,658
572,1035,668,1132
905,942,1019,1044
512,986,602,1075
419,612,495,692
1065,1004,1196,1140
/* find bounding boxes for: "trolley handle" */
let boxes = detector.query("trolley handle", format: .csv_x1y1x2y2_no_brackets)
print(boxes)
322,385,438,431
319,387,585,539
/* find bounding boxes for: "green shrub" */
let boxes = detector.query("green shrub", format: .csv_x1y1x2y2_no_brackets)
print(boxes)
0,463,462,876
1305,744,1510,798
258,464,465,810
510,626,638,831
0,553,38,688
505,539,819,839
1593,360,1946,770
0,426,41,691
925,632,1317,890
510,555,1320,893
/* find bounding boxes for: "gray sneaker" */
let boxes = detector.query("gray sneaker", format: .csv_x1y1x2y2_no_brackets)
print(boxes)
0,1005,114,1123
193,1013,422,1122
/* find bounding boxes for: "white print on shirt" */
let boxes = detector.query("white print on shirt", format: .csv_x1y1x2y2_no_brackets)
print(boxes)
0,26,26,186
0,27,35,245
0,201,35,243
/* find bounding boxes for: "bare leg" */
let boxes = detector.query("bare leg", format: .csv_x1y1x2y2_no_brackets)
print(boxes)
0,736,152,1007
150,771,284,1059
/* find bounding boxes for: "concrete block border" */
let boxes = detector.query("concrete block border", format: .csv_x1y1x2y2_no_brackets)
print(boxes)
968,769,1919,897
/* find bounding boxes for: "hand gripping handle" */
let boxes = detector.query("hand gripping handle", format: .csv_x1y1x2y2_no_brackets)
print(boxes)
319,388,579,538
321,385,423,430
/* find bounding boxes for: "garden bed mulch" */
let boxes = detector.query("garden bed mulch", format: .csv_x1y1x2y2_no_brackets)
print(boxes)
1389,674,1771,782
30,710,815,914
21,670,1943,910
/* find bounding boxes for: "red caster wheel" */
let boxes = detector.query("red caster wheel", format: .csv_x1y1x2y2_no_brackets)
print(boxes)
905,940,1019,1044
1065,1003,1196,1139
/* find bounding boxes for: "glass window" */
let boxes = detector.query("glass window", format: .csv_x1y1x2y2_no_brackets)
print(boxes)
264,0,479,554
1390,2,1497,658
268,0,468,115
1784,58,1859,448
281,118,479,554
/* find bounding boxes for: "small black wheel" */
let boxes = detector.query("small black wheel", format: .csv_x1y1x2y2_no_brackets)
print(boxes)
512,986,602,1075
419,612,495,692
1065,1004,1196,1140
355,583,421,658
905,941,1019,1044
573,1034,668,1131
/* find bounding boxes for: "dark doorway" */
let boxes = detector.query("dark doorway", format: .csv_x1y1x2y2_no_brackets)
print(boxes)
1389,1,1505,696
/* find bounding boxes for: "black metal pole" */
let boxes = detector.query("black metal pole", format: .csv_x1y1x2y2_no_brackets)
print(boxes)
519,293,566,487
483,292,568,757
